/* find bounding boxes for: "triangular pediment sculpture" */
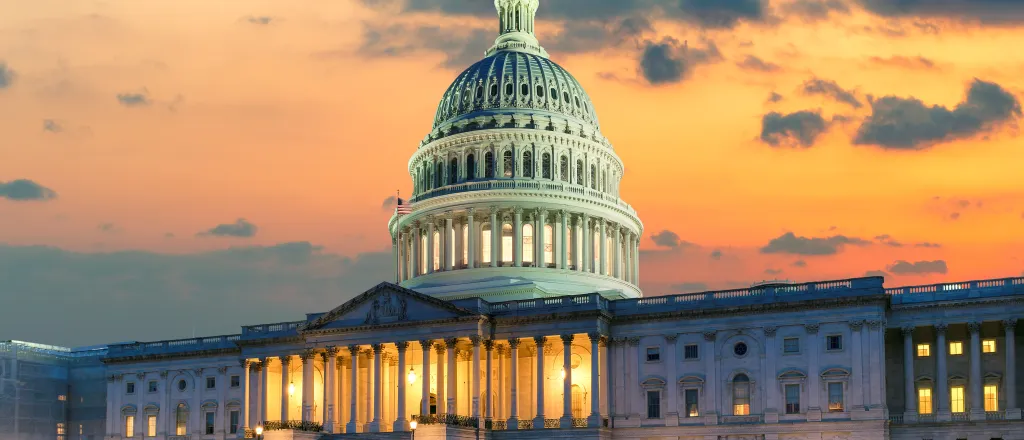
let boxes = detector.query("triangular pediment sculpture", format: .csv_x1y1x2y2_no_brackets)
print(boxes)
301,282,477,331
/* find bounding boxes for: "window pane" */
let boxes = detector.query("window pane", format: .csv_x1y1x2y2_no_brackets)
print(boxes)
917,344,930,357
685,389,699,417
784,338,799,353
503,151,513,178
125,416,134,438
481,228,491,264
828,382,844,411
983,339,996,353
647,391,661,419
543,224,553,265
206,412,215,435
951,386,965,413
684,344,698,359
646,347,660,362
785,384,800,414
147,415,156,437
984,385,998,411
432,231,441,271
918,388,933,414
522,224,534,264
230,411,240,434
501,224,513,263
733,375,750,415
949,341,963,355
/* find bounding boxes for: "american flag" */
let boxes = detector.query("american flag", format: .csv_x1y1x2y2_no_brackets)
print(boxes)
396,197,412,215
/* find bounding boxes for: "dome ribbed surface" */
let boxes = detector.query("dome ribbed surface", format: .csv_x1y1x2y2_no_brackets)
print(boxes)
432,51,600,130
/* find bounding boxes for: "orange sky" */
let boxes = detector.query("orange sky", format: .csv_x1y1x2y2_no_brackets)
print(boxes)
2,0,1023,326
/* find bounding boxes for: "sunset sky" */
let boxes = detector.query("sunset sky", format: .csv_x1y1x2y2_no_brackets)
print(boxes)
2,0,1023,346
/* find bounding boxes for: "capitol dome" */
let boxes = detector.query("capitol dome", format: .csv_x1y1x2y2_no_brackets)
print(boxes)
389,0,643,301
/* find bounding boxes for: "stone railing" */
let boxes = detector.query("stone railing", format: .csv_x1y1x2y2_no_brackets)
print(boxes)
951,412,969,421
888,415,903,425
262,420,322,432
571,417,588,428
986,411,1005,421
887,276,1024,304
543,418,560,428
484,293,609,316
518,419,534,430
917,414,935,423
168,436,191,440
241,320,305,338
409,179,637,216
720,415,762,424
106,335,241,358
416,413,479,428
491,419,507,430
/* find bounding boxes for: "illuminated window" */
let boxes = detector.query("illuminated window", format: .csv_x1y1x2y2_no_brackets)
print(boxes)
522,224,534,265
684,389,699,417
827,382,844,412
733,374,750,415
918,388,933,414
951,386,965,413
432,231,441,271
501,223,513,264
57,394,66,401
481,226,492,264
984,385,998,411
949,341,963,355
176,404,188,435
147,415,156,437
462,224,468,266
917,344,930,357
543,224,553,266
56,422,65,435
125,416,134,438
983,339,996,353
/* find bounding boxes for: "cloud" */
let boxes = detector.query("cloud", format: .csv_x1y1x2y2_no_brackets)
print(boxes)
854,0,1024,24
768,92,784,103
737,55,781,72
801,78,862,108
853,79,1022,149
887,259,948,275
354,22,491,69
0,62,13,89
98,223,121,233
245,15,274,25
760,232,871,255
674,0,769,29
710,249,723,260
759,110,828,147
782,0,850,21
0,243,393,346
765,268,783,275
42,119,63,133
116,92,151,107
381,196,397,210
0,179,58,201
671,282,709,293
650,230,693,249
874,234,904,247
915,242,942,248
792,259,807,267
868,55,936,70
198,218,258,238
639,37,722,85
546,16,653,54
864,270,889,278
949,212,961,220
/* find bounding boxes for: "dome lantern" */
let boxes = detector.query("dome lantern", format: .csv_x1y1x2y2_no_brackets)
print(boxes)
487,0,548,58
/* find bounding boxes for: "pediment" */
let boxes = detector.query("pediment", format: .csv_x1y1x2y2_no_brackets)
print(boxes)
302,282,477,331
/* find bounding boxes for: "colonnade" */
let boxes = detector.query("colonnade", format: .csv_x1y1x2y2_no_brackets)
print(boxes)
393,208,640,285
241,333,608,433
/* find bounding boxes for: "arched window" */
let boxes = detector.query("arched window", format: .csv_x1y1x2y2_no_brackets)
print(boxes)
563,91,570,103
481,224,492,264
542,153,552,179
602,169,608,192
490,83,498,97
522,224,534,265
550,87,557,99
426,168,433,190
175,404,188,435
501,223,514,264
576,160,584,185
559,156,569,182
462,224,469,266
733,374,751,415
571,384,585,418
421,234,428,274
485,152,495,178
544,224,554,266
590,165,597,189
467,154,476,180
503,151,514,178
449,158,458,185
435,162,444,188
523,151,534,178
432,231,441,271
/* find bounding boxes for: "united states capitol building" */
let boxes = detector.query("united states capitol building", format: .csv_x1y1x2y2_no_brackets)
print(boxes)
4,1,1023,440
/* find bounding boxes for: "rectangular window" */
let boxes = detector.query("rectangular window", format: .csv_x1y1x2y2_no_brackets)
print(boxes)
917,343,931,357
646,391,661,419
147,415,156,437
230,375,240,388
57,422,65,435
827,382,844,412
984,385,998,411
918,388,933,414
683,344,699,360
481,229,492,264
951,386,965,413
646,347,660,362
206,377,216,389
684,389,699,417
949,341,963,355
785,384,800,414
783,337,799,354
126,382,135,394
148,381,158,393
205,412,215,435
826,335,843,351
229,410,240,434
125,416,134,438
57,394,66,401
982,339,996,353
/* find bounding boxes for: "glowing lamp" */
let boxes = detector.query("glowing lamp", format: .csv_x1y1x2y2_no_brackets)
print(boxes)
560,368,566,380
407,367,417,384
410,420,418,430
255,425,264,435
288,382,295,396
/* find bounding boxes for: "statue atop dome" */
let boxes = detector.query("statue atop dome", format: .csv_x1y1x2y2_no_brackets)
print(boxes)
487,0,549,58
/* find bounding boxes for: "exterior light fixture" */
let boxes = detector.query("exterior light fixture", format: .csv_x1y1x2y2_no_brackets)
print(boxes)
407,367,417,384
255,425,264,436
410,420,417,430
288,382,295,396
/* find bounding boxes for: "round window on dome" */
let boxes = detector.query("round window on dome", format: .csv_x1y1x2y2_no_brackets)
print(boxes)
536,84,544,97
574,96,581,107
734,342,748,357
475,86,483,99
563,91,570,103
490,83,498,97
505,83,514,96
550,87,557,99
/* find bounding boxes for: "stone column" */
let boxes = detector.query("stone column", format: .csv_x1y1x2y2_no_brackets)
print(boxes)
588,333,603,427
558,211,568,269
633,235,640,283
513,208,523,267
258,362,269,428
935,323,951,421
325,348,339,432
664,334,679,426
369,344,383,432
299,351,315,423
702,332,717,424
763,327,779,422
602,339,611,420
805,324,821,420
490,207,500,267
453,219,463,269
968,321,984,420
599,220,608,275
419,340,432,419
572,215,582,270
444,339,457,414
867,320,885,408
901,325,918,421
508,338,520,429
612,226,622,279
280,355,292,421
582,215,591,272
471,336,482,421
444,213,454,271
533,336,546,429
496,345,506,420
537,209,548,267
467,209,477,269
346,346,360,433
484,340,495,425
239,360,250,432
1005,319,1019,419
849,322,864,412
394,342,410,431
560,334,574,428
426,220,436,273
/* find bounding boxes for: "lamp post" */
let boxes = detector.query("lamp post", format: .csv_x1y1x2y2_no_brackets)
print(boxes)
410,419,417,440
254,425,263,440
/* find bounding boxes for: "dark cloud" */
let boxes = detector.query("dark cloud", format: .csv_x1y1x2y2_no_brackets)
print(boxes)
381,196,397,210
710,249,723,260
354,22,491,69
915,242,942,248
0,179,58,201
760,232,870,255
782,0,850,20
98,223,121,233
887,259,948,275
546,16,653,54
949,212,961,220
764,268,783,275
853,79,1022,149
792,259,807,267
245,15,274,25
759,110,828,147
854,0,1024,24
864,270,889,279
42,119,63,133
874,234,903,247
801,78,862,108
674,0,769,28
650,229,693,249
116,92,150,107
0,62,13,89
768,92,784,103
0,243,392,346
737,55,781,72
639,37,722,85
198,218,258,238
868,55,936,70
671,282,709,293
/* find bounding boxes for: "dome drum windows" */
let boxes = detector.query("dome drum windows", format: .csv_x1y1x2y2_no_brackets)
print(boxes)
576,160,584,186
467,154,477,180
559,156,569,182
536,84,545,98
503,151,514,178
522,151,534,178
485,152,495,178
449,158,459,185
542,153,552,179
